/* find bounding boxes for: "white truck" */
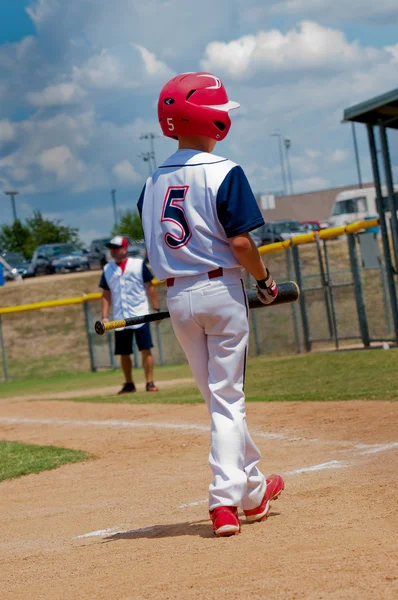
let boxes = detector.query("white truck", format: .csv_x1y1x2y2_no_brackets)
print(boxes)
329,185,398,228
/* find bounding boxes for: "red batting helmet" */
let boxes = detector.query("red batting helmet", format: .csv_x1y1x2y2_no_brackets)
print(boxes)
158,72,239,141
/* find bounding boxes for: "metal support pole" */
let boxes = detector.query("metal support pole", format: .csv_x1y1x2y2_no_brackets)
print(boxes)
323,240,340,349
111,189,118,228
292,245,311,351
155,324,165,366
379,260,392,335
0,316,9,382
132,336,140,369
351,123,363,189
379,125,398,270
285,248,302,352
83,300,97,372
284,138,294,195
367,124,398,344
107,331,117,369
347,235,370,347
315,238,334,340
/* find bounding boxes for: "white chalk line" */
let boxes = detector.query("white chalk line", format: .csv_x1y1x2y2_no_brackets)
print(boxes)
0,416,367,449
74,451,392,540
1,415,396,541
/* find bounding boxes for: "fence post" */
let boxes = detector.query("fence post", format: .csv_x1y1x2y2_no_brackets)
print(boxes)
322,239,340,350
107,331,117,369
347,234,370,347
0,316,9,382
82,299,97,372
286,248,302,353
132,335,140,368
379,261,392,335
155,324,165,366
292,245,311,351
315,237,334,341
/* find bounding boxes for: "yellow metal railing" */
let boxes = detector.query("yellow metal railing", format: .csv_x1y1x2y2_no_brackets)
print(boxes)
258,218,379,255
0,217,379,316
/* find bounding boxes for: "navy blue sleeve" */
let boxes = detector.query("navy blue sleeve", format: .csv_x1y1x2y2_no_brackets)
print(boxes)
216,166,264,238
142,262,154,283
99,272,110,291
137,184,146,219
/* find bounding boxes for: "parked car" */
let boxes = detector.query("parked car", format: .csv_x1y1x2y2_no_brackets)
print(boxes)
1,251,32,281
127,241,147,260
30,243,90,275
256,220,307,245
300,220,329,232
86,237,112,270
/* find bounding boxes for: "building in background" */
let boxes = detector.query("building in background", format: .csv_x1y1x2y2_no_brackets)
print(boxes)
256,183,373,225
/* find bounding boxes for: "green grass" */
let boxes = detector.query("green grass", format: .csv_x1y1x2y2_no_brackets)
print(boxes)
0,362,193,399
0,441,91,482
1,348,397,403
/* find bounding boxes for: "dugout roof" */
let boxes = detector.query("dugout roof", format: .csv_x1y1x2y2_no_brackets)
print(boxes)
343,87,398,129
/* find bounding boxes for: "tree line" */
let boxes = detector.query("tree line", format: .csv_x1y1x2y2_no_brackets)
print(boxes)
0,209,144,259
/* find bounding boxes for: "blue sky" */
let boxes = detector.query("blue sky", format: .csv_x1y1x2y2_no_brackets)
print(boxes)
0,1,35,43
1,0,398,244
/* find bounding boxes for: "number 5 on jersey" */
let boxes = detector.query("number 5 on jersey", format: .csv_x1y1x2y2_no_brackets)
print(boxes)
161,186,192,249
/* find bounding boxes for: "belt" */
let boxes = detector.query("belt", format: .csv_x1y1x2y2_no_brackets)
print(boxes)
166,267,223,288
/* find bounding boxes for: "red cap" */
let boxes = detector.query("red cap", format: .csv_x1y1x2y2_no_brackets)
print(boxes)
106,236,129,249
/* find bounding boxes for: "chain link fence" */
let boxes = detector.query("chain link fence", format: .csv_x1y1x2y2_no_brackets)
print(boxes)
0,227,396,382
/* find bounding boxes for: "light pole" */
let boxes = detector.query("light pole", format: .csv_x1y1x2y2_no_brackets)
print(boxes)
140,133,158,171
139,152,153,177
4,191,19,222
284,138,294,195
111,189,118,228
270,131,287,196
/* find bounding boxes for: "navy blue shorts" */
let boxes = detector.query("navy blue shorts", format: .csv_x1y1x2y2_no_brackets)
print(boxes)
114,322,153,355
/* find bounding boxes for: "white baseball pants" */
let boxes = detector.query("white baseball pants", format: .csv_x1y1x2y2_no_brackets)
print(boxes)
166,268,266,510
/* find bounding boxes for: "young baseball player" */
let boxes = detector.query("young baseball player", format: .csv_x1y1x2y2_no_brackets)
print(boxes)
138,72,284,537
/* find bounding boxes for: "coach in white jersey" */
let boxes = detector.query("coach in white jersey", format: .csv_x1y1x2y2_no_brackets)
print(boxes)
99,236,160,395
138,72,284,537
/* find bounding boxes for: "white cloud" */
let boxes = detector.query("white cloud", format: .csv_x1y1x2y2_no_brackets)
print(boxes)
0,120,15,143
330,149,349,163
26,0,58,26
27,82,86,107
113,160,142,185
37,145,74,177
201,21,384,80
306,149,321,159
267,0,398,23
294,176,329,192
135,45,174,78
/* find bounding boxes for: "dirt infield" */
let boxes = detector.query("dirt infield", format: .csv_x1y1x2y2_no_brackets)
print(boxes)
0,397,397,599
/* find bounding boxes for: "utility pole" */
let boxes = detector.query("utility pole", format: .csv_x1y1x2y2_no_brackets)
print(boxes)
4,191,19,222
111,189,118,228
139,152,153,177
271,131,287,196
284,138,294,195
140,133,158,171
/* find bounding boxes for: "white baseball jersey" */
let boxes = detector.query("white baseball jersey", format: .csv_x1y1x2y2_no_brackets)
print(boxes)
100,258,150,329
137,149,264,281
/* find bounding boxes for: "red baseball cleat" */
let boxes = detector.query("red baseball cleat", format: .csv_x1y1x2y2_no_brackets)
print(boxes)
146,381,158,392
244,474,284,523
209,506,240,537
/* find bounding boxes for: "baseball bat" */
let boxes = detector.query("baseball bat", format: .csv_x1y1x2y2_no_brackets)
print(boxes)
94,281,299,335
